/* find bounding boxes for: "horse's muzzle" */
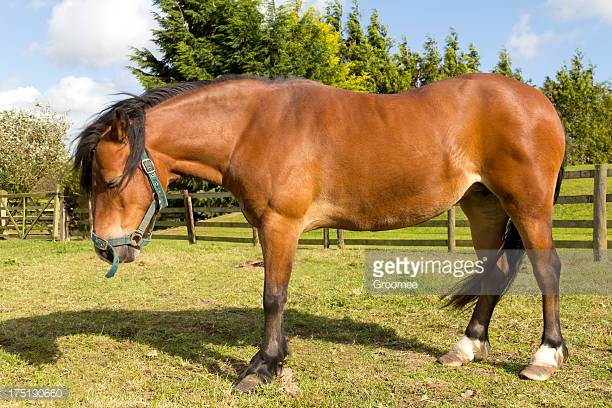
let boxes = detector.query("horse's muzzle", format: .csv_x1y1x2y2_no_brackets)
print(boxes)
95,245,140,264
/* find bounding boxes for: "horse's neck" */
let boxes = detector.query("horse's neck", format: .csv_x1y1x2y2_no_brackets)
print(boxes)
145,84,260,187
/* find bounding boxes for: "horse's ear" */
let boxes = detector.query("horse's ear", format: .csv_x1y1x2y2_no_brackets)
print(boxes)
109,109,129,143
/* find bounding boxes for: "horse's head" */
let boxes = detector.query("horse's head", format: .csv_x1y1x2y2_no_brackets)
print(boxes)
75,107,169,277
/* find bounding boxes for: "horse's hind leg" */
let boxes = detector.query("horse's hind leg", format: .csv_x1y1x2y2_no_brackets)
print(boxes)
483,159,567,380
511,216,568,380
439,185,509,366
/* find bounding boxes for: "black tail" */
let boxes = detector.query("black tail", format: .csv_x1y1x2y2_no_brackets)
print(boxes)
443,159,565,309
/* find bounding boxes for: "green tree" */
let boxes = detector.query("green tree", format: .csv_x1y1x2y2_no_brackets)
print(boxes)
131,0,368,92
344,0,367,52
442,29,467,78
492,47,524,81
365,10,405,93
268,3,366,90
417,35,443,86
463,43,481,73
323,0,342,32
396,38,420,89
130,0,268,89
0,106,70,193
341,0,376,92
542,51,612,164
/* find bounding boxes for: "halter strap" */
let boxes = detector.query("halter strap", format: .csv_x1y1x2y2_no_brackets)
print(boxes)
91,150,167,278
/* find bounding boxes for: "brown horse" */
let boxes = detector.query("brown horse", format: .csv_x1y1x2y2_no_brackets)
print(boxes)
74,73,567,392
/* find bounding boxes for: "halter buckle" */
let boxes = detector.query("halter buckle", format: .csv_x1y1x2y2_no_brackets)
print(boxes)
142,158,156,174
130,231,143,247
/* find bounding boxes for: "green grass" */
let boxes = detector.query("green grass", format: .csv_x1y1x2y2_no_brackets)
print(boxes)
0,240,610,407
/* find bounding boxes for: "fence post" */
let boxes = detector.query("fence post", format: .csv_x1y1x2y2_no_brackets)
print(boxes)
61,188,69,241
323,228,330,249
593,163,607,262
60,195,68,241
252,227,259,246
337,229,345,249
53,187,61,241
0,190,6,237
182,190,197,245
447,207,456,253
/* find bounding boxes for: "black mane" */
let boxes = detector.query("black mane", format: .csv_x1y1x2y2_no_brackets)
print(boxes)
72,75,267,192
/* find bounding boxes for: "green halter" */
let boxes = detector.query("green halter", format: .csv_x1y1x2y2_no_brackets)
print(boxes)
91,150,168,278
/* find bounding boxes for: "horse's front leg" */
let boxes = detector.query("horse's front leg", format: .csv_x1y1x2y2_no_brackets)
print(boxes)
233,213,301,393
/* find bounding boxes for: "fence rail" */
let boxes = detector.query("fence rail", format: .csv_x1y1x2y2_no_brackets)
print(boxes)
1,164,609,260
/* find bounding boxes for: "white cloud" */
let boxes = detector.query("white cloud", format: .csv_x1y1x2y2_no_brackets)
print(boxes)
0,87,41,110
45,0,158,67
507,14,554,59
546,0,612,24
0,76,135,140
44,76,119,132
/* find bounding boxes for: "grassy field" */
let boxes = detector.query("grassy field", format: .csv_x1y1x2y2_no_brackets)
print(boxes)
0,239,610,407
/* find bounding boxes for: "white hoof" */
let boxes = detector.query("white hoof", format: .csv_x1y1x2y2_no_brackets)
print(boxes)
519,344,567,381
438,335,489,367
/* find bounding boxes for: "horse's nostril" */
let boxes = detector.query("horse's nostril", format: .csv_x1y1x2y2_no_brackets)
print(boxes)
115,246,140,263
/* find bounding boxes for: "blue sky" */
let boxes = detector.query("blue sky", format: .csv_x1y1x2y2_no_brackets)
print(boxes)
1,0,611,136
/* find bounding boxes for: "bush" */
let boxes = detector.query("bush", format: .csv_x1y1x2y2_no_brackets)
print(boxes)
0,106,71,193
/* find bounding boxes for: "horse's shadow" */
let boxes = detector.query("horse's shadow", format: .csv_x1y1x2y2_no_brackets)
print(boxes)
0,308,445,378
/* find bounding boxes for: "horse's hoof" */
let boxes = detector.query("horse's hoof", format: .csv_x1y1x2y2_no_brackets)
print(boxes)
232,374,266,393
519,344,567,381
439,336,488,367
519,364,557,381
438,350,471,367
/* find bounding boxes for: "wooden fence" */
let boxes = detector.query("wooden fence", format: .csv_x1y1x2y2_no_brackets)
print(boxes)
1,164,610,260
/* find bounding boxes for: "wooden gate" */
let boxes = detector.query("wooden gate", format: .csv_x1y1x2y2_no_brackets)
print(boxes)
0,190,65,240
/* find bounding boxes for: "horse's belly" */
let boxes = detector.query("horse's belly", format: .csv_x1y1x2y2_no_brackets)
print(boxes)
303,200,444,232
303,173,481,232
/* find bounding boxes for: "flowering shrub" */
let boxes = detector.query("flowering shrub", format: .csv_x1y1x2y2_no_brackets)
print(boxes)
0,106,70,193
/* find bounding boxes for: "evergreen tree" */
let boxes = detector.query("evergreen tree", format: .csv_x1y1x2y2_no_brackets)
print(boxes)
345,0,366,50
131,0,369,91
365,10,404,93
269,4,360,89
341,1,376,92
367,10,388,52
396,38,420,89
442,29,467,78
492,48,524,81
463,43,481,73
542,51,612,164
130,0,268,89
263,0,286,73
323,0,342,32
418,36,443,86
